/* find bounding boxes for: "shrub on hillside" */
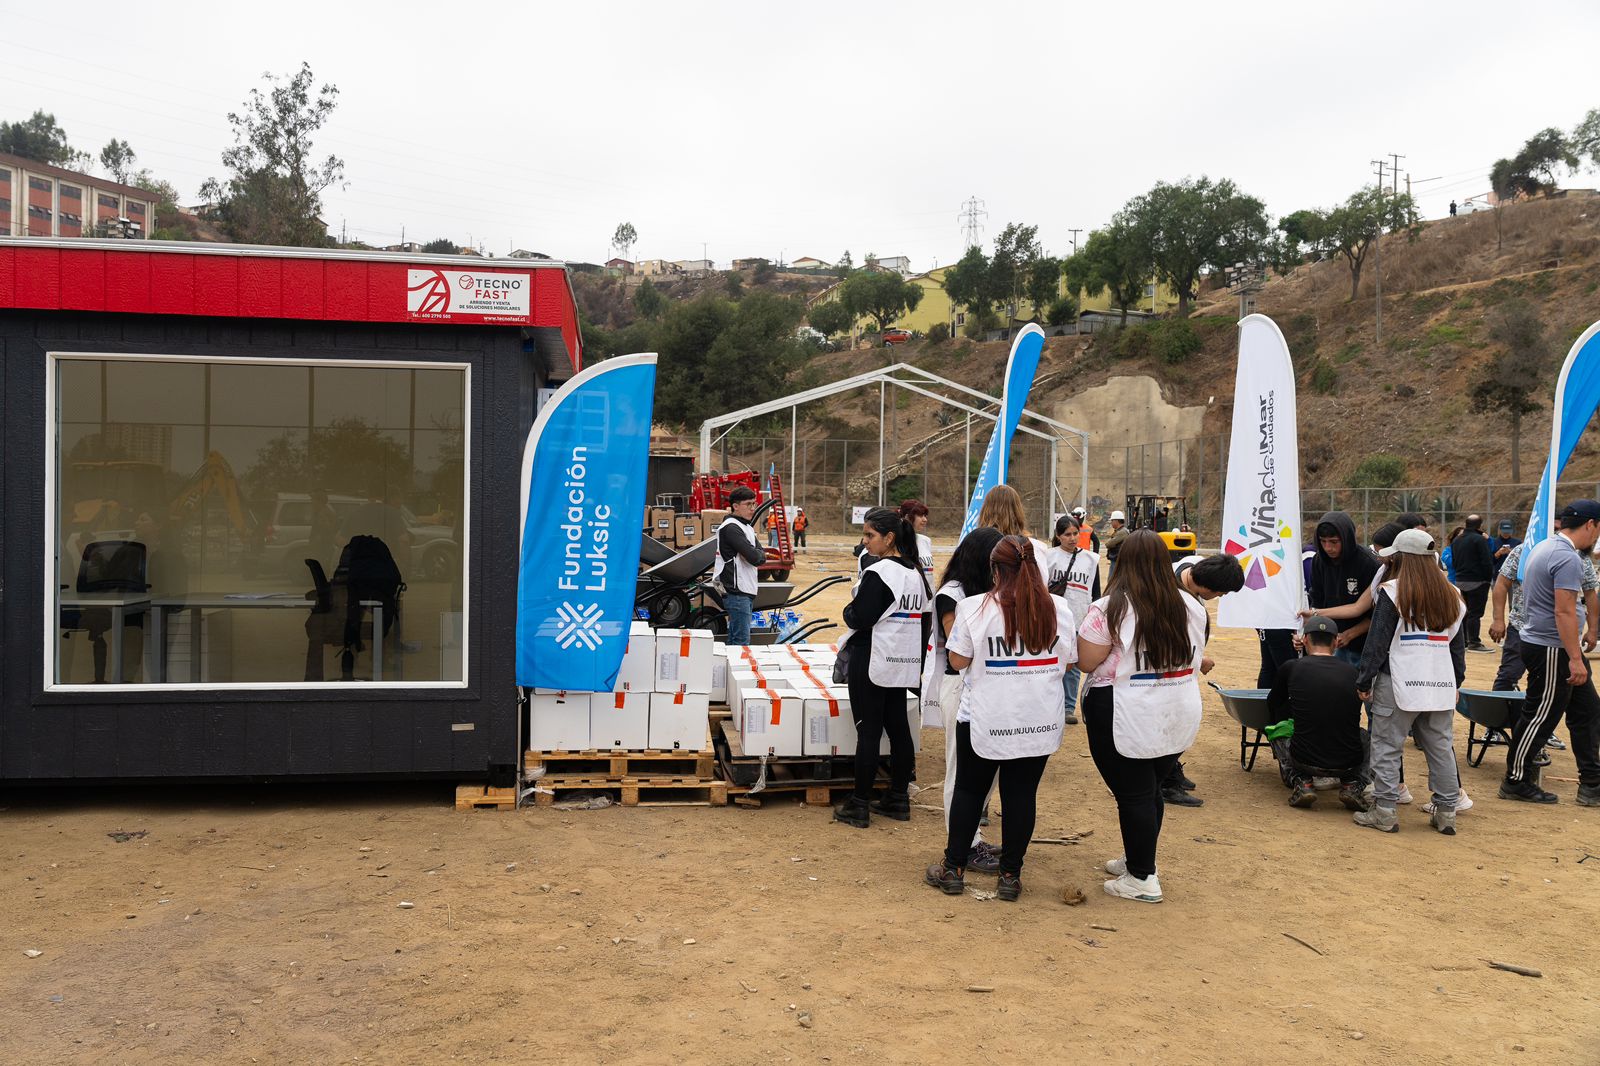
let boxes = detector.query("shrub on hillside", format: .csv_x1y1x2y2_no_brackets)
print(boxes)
1350,454,1406,489
927,322,950,344
1045,296,1077,327
1310,360,1338,394
1111,319,1202,364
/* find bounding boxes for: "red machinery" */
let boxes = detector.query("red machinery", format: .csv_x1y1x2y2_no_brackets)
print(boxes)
687,471,794,582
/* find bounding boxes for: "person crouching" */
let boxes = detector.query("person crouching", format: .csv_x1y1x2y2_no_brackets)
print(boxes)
1268,614,1369,811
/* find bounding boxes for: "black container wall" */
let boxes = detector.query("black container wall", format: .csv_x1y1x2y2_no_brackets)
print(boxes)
0,311,544,783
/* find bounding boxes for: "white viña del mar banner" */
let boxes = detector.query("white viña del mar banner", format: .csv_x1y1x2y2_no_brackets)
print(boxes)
1217,314,1303,630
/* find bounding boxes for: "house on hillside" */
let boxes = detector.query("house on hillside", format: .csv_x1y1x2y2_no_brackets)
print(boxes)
673,259,714,275
0,151,159,238
732,257,769,270
791,255,831,270
384,241,423,253
605,257,634,274
636,259,681,276
869,255,912,275
508,249,554,260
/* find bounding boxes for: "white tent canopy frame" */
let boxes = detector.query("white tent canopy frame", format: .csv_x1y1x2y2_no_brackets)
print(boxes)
697,362,1089,520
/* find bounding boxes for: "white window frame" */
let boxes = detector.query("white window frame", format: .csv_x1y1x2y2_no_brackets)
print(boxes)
45,350,472,691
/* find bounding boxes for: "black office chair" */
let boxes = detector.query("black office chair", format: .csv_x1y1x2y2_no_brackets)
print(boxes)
304,535,404,681
60,539,148,683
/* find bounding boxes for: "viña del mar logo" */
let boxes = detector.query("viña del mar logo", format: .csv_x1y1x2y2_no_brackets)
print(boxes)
1223,390,1293,591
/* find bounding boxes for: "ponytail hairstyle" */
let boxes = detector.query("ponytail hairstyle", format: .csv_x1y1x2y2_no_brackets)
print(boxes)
989,535,1057,654
976,484,1029,538
865,506,930,596
941,526,1003,595
1104,529,1193,671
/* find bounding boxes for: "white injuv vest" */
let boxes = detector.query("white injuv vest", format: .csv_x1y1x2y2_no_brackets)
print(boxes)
919,580,965,726
1109,591,1208,759
862,558,927,688
1382,580,1465,712
712,517,759,595
1048,546,1100,625
954,594,1076,759
916,533,934,579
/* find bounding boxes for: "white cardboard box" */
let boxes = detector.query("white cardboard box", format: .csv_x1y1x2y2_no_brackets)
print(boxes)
528,690,591,751
737,685,804,757
615,622,656,692
649,691,710,751
589,690,651,750
654,628,714,694
711,647,729,705
802,688,856,755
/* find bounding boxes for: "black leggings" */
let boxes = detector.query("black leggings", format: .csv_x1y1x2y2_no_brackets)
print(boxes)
943,722,1050,873
848,675,915,799
1083,686,1178,880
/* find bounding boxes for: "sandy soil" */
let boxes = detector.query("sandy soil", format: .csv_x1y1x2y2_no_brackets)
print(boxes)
4,533,1599,1065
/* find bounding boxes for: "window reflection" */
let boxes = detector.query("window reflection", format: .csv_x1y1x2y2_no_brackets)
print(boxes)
54,356,467,686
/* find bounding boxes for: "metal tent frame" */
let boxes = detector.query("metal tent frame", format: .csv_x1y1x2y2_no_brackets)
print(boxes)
697,362,1089,518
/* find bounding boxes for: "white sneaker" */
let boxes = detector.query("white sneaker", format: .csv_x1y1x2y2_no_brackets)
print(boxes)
1396,783,1414,805
1421,789,1473,815
1104,871,1163,903
1312,776,1339,791
1104,856,1127,876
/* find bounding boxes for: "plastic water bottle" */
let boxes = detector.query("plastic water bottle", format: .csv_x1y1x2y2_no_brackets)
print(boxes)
751,610,768,632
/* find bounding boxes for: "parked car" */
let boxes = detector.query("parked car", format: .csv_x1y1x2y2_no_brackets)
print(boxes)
258,492,460,583
881,328,912,346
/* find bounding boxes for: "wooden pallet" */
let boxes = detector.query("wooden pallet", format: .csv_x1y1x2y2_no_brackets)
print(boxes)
455,784,518,810
715,721,881,809
723,779,856,809
532,776,728,807
524,748,715,780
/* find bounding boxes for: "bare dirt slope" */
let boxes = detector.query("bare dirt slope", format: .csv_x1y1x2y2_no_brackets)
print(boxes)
4,535,1598,1064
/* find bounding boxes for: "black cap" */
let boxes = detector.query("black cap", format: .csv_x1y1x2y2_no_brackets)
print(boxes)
1303,614,1339,636
1558,499,1600,522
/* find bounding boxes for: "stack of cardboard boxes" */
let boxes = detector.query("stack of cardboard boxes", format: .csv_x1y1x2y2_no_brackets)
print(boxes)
643,506,715,550
725,643,919,758
528,623,716,752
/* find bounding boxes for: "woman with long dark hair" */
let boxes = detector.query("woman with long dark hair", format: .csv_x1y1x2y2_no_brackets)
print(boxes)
1353,529,1468,834
1076,530,1208,904
924,535,1077,901
1047,513,1100,725
919,526,1005,872
835,507,932,828
900,498,934,580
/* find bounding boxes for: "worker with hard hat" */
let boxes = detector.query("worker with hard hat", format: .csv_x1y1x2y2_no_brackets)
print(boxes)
1103,510,1129,583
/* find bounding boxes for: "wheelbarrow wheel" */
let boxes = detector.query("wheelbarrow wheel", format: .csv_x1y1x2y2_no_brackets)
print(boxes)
653,590,691,628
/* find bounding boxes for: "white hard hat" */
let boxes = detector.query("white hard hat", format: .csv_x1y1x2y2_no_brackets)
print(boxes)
1110,510,1125,521
1070,506,1086,517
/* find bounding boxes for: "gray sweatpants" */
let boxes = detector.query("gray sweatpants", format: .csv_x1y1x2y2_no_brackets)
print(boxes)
1368,673,1460,811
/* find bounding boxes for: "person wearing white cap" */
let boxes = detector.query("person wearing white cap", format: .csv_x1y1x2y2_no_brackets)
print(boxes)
1069,506,1100,553
1352,528,1468,834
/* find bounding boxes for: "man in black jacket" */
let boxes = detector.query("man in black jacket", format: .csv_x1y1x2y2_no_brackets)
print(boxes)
1307,511,1382,666
1453,514,1497,652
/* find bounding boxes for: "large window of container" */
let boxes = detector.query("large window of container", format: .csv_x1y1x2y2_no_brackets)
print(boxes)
48,353,470,689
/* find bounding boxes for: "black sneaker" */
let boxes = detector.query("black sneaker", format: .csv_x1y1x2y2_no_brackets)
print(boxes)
1288,780,1316,808
833,796,871,827
1498,779,1559,804
1163,785,1204,808
1534,750,1551,767
997,870,1022,902
966,841,1001,874
1173,763,1198,791
869,790,911,821
1575,783,1600,807
924,861,965,895
1064,711,1079,725
1338,781,1371,812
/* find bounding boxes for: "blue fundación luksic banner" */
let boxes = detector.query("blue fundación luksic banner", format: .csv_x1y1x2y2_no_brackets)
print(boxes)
960,324,1045,539
1521,321,1600,576
517,353,657,690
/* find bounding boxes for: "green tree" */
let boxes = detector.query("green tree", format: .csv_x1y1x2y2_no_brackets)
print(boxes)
1316,186,1417,301
1024,256,1062,320
422,237,458,254
1470,298,1550,482
989,222,1041,323
1126,177,1269,315
1064,219,1150,324
724,271,744,298
1275,208,1324,266
1573,108,1600,171
806,298,854,338
99,139,137,184
836,250,853,278
0,110,88,167
839,268,923,334
634,277,667,318
200,62,344,247
752,259,774,284
653,291,808,425
611,221,637,261
1045,295,1077,327
942,246,993,319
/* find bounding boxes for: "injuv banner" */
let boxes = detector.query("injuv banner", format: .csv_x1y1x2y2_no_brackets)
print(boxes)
517,353,657,690
1217,315,1303,630
960,324,1045,539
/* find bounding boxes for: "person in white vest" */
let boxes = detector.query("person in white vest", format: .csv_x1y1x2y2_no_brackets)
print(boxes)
834,507,932,828
924,535,1076,901
1353,528,1469,834
976,484,1052,585
1076,530,1210,904
919,526,1004,872
1047,513,1101,725
899,499,936,581
712,486,766,645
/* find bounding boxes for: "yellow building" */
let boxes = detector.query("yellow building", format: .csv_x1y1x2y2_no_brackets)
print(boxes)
807,264,1181,337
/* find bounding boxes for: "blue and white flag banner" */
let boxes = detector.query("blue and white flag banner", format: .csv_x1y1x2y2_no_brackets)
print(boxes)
517,353,658,690
1217,315,1303,630
959,324,1046,539
1521,320,1600,576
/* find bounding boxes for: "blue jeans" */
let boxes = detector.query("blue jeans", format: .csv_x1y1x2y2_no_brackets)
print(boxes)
724,593,752,645
1335,646,1362,668
1062,666,1082,718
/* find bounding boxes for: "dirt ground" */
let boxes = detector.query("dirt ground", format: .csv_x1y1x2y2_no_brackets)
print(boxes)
5,532,1599,1065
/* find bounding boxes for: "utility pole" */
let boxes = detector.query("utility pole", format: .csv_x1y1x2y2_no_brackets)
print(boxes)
1389,153,1405,197
1067,228,1083,256
958,195,988,251
1371,159,1386,347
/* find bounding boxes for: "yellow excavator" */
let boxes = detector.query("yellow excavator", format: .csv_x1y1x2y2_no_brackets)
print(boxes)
1125,494,1197,562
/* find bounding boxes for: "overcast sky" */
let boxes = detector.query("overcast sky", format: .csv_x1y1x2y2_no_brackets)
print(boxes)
3,0,1595,269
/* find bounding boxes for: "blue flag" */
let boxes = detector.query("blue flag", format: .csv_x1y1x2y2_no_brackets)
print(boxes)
959,324,1046,539
517,354,657,690
1521,321,1600,576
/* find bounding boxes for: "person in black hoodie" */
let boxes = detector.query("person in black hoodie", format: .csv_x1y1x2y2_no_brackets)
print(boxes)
1307,512,1382,667
1451,514,1498,651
